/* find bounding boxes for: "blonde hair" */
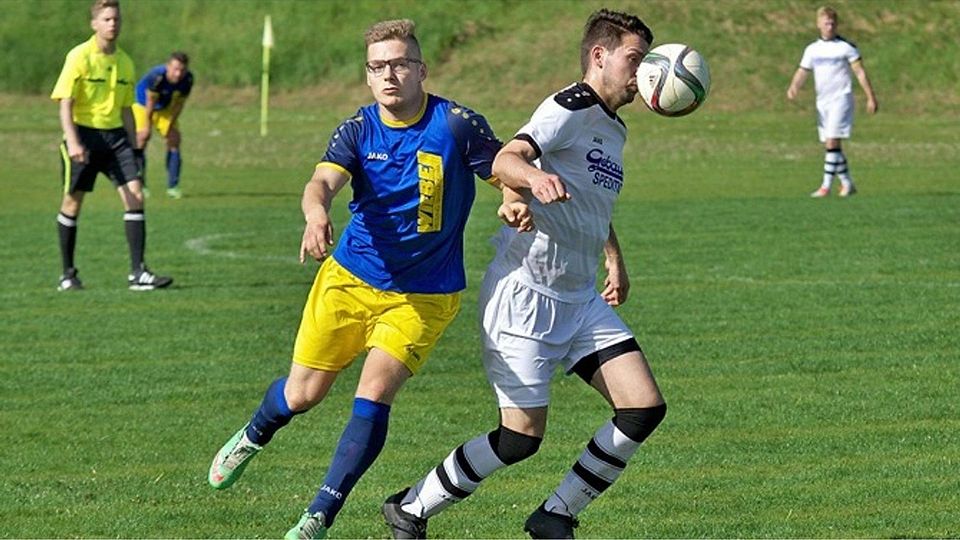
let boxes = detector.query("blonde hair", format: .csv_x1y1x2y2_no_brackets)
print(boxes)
91,0,119,18
364,19,422,58
816,6,838,21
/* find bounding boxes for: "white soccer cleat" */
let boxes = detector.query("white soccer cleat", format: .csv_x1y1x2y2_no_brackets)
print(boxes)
839,183,858,197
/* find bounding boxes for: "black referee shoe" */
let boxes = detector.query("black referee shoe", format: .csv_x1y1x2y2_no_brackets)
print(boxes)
382,488,428,539
524,503,579,539
128,265,173,291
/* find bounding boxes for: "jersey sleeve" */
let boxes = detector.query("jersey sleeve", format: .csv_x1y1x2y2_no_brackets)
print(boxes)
317,113,363,179
446,103,502,180
798,44,814,70
845,42,861,64
181,72,194,97
515,97,578,158
50,47,83,100
147,70,165,94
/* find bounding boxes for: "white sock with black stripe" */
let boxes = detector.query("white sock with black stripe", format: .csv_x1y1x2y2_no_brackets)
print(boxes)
822,149,843,189
400,433,506,519
544,420,641,517
833,150,853,187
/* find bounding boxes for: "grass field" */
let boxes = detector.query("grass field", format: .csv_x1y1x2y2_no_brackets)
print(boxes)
2,1,959,538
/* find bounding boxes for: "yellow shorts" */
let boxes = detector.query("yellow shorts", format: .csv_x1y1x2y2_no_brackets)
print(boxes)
132,103,177,137
292,258,461,374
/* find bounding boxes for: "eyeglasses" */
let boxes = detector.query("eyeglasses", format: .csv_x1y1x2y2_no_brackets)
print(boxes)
365,57,422,76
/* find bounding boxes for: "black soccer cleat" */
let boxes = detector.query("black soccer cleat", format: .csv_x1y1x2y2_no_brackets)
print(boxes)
128,265,173,291
57,267,84,291
524,503,579,539
382,488,428,539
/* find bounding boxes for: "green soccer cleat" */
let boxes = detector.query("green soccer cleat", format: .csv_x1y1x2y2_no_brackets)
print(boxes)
208,425,262,489
285,510,328,539
166,187,183,199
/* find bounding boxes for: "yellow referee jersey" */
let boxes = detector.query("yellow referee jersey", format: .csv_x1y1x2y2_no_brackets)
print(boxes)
51,35,135,129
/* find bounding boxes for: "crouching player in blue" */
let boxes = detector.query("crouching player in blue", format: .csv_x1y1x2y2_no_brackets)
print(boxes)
133,51,193,199
207,19,507,539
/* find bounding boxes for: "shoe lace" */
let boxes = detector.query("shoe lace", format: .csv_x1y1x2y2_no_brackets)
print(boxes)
223,439,259,470
298,513,325,539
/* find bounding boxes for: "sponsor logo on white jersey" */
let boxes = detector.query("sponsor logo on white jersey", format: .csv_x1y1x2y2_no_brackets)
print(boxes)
586,148,623,193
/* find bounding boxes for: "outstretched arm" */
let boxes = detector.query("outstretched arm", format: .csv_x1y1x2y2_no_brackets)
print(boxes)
786,67,809,101
850,59,878,114
497,185,534,233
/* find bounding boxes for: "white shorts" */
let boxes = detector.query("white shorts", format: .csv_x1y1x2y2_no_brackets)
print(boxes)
816,94,854,142
479,270,635,409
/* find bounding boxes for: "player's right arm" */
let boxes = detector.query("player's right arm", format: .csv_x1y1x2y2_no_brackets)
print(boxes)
493,138,569,205
300,163,350,264
137,92,158,148
58,98,86,163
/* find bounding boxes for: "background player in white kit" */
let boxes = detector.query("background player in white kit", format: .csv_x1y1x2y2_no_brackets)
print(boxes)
382,9,666,539
787,5,878,198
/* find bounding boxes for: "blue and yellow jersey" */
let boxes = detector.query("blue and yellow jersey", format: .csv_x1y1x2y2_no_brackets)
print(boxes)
318,94,502,294
135,64,194,110
50,35,135,129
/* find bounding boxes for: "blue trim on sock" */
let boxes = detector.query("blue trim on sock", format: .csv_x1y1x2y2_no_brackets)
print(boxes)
353,397,390,421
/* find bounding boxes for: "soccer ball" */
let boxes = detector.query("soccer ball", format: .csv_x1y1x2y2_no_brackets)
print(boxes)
636,43,711,117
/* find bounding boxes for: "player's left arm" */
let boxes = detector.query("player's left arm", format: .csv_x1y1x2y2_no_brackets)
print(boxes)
447,103,503,188
497,185,534,233
121,107,137,149
601,223,630,306
786,67,809,101
850,59,878,114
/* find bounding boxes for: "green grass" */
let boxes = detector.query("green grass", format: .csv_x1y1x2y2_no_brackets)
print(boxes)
2,91,958,537
2,0,960,537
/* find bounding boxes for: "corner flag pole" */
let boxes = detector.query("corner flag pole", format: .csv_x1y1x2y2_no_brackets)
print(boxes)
260,15,274,137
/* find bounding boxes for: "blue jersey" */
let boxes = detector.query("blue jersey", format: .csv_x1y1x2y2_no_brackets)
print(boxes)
135,64,194,110
319,94,501,294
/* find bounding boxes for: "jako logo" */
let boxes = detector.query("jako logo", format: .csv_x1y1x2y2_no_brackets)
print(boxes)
320,484,343,499
367,152,389,161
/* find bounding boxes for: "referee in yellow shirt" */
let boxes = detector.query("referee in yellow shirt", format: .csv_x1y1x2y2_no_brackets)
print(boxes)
51,0,172,291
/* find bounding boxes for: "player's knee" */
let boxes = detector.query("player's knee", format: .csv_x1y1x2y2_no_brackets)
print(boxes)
488,425,542,465
614,403,667,443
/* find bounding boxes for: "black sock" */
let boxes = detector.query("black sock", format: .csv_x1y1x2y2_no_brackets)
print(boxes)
124,210,146,271
57,212,78,272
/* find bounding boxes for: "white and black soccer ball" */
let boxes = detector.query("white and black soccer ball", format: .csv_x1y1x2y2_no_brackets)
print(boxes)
636,43,711,117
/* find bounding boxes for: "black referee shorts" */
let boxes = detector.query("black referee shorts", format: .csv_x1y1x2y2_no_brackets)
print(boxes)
59,126,140,193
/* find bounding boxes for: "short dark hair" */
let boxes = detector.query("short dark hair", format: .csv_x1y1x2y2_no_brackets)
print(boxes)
580,9,653,75
90,0,119,18
169,51,189,65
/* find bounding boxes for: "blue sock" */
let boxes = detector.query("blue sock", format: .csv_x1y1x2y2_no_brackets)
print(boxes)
307,397,390,525
245,377,298,445
166,149,181,189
